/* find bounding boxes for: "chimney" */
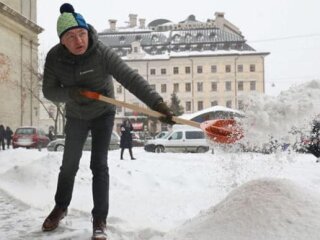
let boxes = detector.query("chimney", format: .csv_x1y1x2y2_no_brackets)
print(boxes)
214,12,225,29
139,18,146,28
129,14,138,28
109,19,117,31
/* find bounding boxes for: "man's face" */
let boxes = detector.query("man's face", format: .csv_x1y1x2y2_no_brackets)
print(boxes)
61,28,89,55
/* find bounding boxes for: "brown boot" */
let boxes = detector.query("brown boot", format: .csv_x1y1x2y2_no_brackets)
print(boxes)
42,206,68,231
92,218,107,240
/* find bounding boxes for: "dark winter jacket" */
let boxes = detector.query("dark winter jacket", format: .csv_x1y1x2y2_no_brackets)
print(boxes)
42,25,162,120
120,121,133,149
0,125,5,141
5,127,13,141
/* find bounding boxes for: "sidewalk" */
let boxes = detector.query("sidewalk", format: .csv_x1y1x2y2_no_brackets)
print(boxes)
0,190,91,239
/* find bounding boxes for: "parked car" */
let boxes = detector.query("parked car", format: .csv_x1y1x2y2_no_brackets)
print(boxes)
131,131,145,146
12,126,50,150
144,125,210,153
154,131,169,139
47,131,120,152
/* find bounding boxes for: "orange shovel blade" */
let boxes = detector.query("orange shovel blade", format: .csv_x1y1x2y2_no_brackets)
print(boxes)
200,119,244,144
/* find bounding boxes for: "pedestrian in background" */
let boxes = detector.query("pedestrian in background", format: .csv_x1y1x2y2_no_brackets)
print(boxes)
5,126,13,149
0,125,6,150
120,119,135,160
48,128,55,141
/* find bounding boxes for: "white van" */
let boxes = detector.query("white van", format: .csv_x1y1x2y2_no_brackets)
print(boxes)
144,125,210,153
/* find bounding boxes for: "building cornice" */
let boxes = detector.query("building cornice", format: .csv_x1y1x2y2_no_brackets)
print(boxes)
0,2,43,34
124,51,270,62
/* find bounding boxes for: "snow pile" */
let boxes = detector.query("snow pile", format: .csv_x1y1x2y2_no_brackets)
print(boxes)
240,79,320,147
163,178,320,240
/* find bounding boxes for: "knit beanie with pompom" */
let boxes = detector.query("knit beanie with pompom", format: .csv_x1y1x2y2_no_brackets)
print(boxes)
57,3,89,38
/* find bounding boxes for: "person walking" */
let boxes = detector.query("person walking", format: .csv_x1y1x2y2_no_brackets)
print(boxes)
5,126,13,149
48,128,55,141
120,119,135,160
41,3,174,240
0,125,6,150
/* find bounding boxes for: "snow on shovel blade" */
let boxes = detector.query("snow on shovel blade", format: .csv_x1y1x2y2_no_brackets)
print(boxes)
200,119,244,144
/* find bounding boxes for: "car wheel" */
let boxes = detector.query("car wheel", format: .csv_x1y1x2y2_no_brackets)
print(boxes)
154,145,164,153
196,146,208,153
55,144,65,152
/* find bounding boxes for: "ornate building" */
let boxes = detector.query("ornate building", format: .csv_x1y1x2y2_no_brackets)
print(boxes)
0,0,42,129
98,12,269,132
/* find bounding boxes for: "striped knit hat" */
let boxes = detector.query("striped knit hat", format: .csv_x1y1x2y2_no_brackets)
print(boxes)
57,3,89,38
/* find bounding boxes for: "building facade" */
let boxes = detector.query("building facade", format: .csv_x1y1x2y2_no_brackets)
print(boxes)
0,0,42,130
98,12,269,133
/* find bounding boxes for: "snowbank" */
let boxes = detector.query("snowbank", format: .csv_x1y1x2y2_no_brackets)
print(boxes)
164,178,320,240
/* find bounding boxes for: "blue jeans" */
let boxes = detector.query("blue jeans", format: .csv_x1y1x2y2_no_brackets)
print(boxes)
54,113,115,220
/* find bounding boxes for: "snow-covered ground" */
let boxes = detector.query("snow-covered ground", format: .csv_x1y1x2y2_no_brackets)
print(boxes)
0,148,320,240
0,80,320,240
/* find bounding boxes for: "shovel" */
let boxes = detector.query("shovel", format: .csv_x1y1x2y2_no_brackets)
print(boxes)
81,90,243,144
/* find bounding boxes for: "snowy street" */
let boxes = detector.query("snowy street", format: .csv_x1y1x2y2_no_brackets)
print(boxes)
1,146,320,240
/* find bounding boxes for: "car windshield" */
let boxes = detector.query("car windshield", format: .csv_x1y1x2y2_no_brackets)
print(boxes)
16,128,35,135
160,132,170,139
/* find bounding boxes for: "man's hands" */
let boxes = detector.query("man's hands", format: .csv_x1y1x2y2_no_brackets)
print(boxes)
68,87,93,105
153,101,175,125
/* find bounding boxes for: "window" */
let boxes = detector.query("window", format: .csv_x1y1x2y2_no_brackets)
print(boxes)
197,82,203,92
116,106,122,113
211,65,217,73
197,66,203,73
119,36,125,44
170,131,183,140
185,66,191,74
250,81,256,91
161,84,167,93
211,100,218,106
173,83,179,92
116,85,122,94
238,100,244,110
150,84,156,90
161,68,166,75
225,81,232,91
226,100,232,108
237,64,243,72
186,131,205,139
211,82,217,91
133,47,138,53
185,83,191,92
186,101,191,111
198,101,203,110
238,81,244,91
225,65,231,73
173,67,179,74
150,68,156,75
250,64,256,72
151,34,159,43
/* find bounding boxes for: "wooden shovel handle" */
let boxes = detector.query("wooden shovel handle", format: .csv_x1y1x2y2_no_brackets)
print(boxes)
81,91,201,128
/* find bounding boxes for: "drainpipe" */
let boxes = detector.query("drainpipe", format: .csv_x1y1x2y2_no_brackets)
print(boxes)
189,58,194,112
234,55,239,109
30,40,33,125
260,56,265,93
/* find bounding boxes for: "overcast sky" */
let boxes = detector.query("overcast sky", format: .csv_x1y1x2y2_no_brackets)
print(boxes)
37,0,320,96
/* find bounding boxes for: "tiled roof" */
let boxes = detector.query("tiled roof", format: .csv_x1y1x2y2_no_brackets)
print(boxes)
98,26,254,56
